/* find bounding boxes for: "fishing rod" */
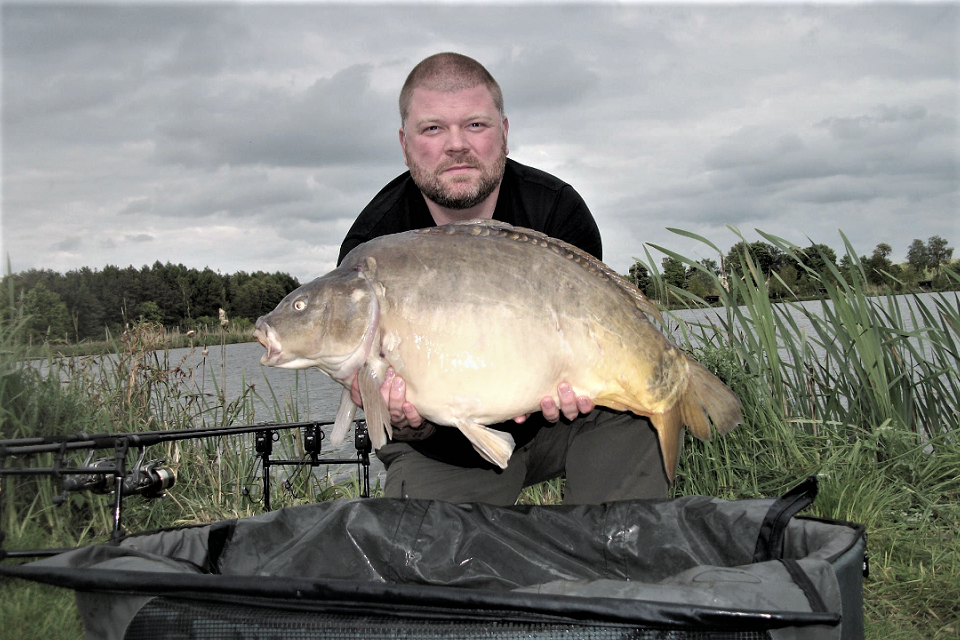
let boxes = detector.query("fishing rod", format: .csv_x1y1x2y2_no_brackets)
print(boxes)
0,419,372,559
2,419,338,455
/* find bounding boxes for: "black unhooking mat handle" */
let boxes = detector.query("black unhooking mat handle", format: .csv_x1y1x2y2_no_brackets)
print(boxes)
753,476,819,564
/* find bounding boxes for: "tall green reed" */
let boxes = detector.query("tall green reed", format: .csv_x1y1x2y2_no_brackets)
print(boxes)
646,228,959,530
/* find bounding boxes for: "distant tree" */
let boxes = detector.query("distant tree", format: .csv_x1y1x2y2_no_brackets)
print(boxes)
95,265,144,329
22,283,72,342
906,236,954,277
925,235,954,275
271,271,300,293
139,265,181,325
685,258,720,298
906,239,929,273
796,243,838,276
863,243,899,287
191,269,227,320
137,301,163,324
661,256,687,289
769,264,800,298
232,273,289,320
627,260,652,295
724,241,782,278
60,274,105,341
838,253,857,281
697,258,720,277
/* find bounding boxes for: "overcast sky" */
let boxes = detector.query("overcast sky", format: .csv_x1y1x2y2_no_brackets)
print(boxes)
2,2,958,284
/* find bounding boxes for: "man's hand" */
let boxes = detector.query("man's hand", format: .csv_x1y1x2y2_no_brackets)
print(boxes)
349,368,436,441
350,370,594,435
513,382,595,424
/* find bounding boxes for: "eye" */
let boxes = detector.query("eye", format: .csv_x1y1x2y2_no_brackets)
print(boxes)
293,298,307,311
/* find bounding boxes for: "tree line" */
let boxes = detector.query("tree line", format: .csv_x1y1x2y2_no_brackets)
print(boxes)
2,262,300,344
3,235,956,345
628,235,956,300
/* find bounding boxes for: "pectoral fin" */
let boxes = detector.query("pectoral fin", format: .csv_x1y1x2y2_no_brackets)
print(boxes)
330,387,358,446
454,420,516,469
357,360,392,449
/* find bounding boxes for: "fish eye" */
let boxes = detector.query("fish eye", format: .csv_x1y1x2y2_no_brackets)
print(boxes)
293,298,307,311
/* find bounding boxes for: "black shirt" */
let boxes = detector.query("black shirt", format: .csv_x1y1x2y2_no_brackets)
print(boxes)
338,158,602,469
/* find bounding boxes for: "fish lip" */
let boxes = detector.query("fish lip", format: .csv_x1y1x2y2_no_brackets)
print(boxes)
253,321,287,366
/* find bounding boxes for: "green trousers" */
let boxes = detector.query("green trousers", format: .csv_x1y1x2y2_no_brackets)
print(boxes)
375,408,670,506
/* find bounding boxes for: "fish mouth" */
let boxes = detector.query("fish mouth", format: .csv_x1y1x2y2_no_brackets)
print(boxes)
253,320,287,366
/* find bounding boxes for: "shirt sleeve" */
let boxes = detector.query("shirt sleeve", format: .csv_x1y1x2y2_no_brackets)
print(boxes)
547,184,603,261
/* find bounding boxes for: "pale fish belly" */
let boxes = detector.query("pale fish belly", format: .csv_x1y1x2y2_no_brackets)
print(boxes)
379,309,605,425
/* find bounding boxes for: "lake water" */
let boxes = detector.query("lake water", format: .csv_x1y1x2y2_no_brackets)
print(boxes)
659,291,951,360
152,340,385,480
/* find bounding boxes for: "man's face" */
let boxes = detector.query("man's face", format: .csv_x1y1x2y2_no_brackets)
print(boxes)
400,85,509,210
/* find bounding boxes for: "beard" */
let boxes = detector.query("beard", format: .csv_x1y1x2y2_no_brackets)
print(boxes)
406,143,507,210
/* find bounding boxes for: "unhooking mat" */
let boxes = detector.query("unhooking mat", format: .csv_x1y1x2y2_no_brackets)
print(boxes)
2,477,865,640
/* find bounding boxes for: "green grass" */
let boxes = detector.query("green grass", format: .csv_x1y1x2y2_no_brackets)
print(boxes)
3,230,959,638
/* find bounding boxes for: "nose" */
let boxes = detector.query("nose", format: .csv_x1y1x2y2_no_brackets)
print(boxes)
444,126,469,153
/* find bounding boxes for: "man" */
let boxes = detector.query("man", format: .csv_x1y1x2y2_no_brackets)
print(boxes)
338,52,668,505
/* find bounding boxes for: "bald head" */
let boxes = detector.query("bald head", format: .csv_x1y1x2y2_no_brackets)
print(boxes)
399,52,504,127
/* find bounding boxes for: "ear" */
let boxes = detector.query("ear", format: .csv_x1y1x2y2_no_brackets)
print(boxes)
502,116,510,155
399,127,409,167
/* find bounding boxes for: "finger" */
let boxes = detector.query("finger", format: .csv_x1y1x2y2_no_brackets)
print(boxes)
577,395,595,414
540,396,560,422
513,413,530,424
557,383,579,420
401,402,423,428
388,375,407,422
380,367,396,397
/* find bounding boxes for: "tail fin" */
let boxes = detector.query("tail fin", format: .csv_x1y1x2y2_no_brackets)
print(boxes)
680,360,743,440
649,361,743,483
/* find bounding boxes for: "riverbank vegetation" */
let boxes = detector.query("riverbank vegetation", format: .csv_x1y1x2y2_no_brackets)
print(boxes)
2,231,959,638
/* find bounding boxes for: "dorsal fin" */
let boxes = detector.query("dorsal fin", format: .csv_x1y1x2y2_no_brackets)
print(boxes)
417,220,662,322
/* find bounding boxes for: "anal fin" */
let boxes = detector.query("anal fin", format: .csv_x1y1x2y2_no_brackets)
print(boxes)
649,409,684,485
454,420,516,469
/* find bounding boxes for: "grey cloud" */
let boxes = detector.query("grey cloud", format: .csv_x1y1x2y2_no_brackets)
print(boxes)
52,236,82,251
119,197,154,215
816,106,954,147
152,63,397,169
703,103,958,201
141,162,399,228
125,234,155,243
497,46,600,114
703,127,836,189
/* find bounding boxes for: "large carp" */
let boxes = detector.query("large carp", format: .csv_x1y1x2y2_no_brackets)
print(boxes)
254,220,741,481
